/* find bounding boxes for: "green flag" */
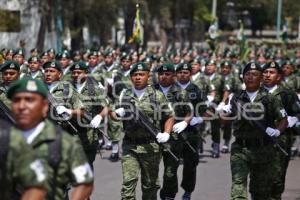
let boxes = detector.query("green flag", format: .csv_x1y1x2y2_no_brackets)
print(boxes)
128,4,144,45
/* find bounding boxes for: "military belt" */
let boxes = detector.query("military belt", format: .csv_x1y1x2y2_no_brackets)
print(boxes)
124,136,155,145
235,138,272,148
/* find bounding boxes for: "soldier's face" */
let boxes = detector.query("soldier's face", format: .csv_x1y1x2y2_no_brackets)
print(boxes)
41,56,50,65
243,70,262,92
205,64,216,75
13,55,24,65
88,56,98,67
191,63,201,74
282,65,294,76
11,92,48,131
158,72,174,87
60,58,70,68
29,61,40,72
221,66,231,75
3,69,20,85
176,70,191,84
263,68,281,87
130,71,149,90
44,68,61,84
121,59,132,71
104,56,113,65
72,69,87,84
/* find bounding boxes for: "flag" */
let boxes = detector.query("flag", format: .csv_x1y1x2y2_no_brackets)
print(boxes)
128,4,144,45
237,20,249,61
281,22,288,45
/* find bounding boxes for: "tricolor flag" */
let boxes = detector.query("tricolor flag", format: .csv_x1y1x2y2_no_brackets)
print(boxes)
128,4,144,45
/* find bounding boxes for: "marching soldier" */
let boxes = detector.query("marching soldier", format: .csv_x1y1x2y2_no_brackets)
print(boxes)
8,77,94,200
13,48,28,78
0,119,47,200
57,51,72,82
110,62,174,200
220,62,288,200
26,56,44,80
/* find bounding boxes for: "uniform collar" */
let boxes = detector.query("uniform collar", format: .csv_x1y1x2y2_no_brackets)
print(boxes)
22,121,45,144
29,120,57,148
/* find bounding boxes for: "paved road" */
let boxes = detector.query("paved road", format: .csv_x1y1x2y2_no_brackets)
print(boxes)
91,137,300,200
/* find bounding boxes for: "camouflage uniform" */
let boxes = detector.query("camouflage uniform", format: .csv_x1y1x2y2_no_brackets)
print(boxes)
267,84,300,200
0,121,47,200
0,84,11,107
24,70,44,81
119,86,173,200
229,88,287,200
11,119,93,200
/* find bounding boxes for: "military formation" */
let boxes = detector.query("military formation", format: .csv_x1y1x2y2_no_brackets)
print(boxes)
0,40,300,200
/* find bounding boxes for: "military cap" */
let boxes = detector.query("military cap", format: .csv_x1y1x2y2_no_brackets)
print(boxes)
30,48,38,53
13,48,25,57
191,58,201,64
0,60,20,72
158,56,168,63
72,50,81,57
221,61,232,68
281,60,294,67
47,48,56,54
43,61,62,72
56,51,70,59
88,51,99,58
243,62,262,75
7,77,48,99
40,51,49,57
103,50,113,57
70,61,88,71
6,49,15,56
206,59,217,66
157,63,175,73
176,62,192,72
130,62,150,75
263,61,282,73
120,53,132,61
28,56,40,63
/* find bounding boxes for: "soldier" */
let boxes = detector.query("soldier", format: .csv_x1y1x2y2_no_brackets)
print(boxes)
0,61,20,107
220,62,288,200
7,77,94,200
262,61,300,200
30,48,39,57
0,119,47,200
26,56,44,80
172,62,208,200
47,48,56,60
40,51,51,66
57,51,72,82
13,48,28,78
281,60,299,91
72,50,82,62
70,61,109,166
110,62,174,200
204,59,225,158
43,61,85,135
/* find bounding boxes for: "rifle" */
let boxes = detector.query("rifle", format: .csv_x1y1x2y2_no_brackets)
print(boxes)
0,99,16,125
234,98,288,156
47,93,78,134
129,102,179,162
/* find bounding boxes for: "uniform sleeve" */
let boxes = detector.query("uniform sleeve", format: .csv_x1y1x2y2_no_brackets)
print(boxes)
71,87,84,109
269,94,287,122
11,133,47,189
67,136,94,186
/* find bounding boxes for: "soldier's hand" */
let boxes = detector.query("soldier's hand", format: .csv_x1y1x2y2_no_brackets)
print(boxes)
287,116,299,128
56,106,72,116
190,117,204,126
115,107,126,118
172,121,188,133
156,132,170,143
90,114,103,128
265,127,280,137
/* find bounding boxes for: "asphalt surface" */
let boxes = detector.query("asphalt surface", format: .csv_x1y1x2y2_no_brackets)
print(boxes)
91,137,300,200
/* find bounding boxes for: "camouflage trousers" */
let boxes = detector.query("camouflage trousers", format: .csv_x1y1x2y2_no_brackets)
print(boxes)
230,141,276,200
270,134,292,200
121,142,161,200
160,133,200,199
107,119,122,142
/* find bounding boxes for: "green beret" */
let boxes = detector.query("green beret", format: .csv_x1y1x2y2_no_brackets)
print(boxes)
221,61,232,68
176,62,192,72
47,48,56,54
28,56,40,63
157,63,175,73
130,62,150,75
56,51,70,60
43,61,62,72
243,62,262,75
263,61,282,73
41,51,49,57
103,50,113,57
30,48,38,53
88,51,99,58
13,48,25,57
281,60,294,67
206,59,217,66
0,61,20,72
7,77,48,99
6,49,15,56
72,50,81,58
120,53,132,61
70,61,88,71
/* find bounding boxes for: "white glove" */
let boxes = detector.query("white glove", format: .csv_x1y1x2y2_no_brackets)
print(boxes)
156,132,170,143
190,117,204,126
106,78,114,85
216,102,226,112
207,95,214,103
56,106,72,116
265,127,280,137
172,121,188,133
115,107,126,118
90,114,103,128
287,116,299,128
